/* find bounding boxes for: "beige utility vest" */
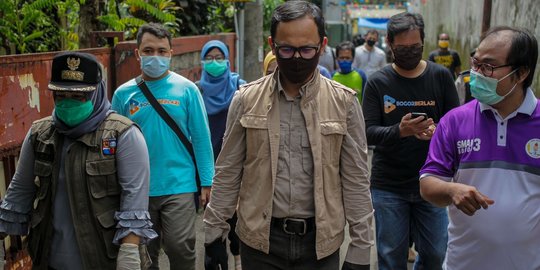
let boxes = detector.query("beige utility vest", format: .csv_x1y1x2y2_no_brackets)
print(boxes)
235,74,357,259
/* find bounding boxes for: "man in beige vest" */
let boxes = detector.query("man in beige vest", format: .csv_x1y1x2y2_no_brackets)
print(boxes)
204,1,373,269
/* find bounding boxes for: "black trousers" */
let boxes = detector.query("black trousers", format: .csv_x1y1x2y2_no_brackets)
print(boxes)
227,212,240,256
240,219,339,270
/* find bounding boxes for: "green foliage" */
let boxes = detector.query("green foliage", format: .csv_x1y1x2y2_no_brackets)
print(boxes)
98,0,235,39
202,2,234,35
0,0,239,54
0,0,82,54
99,0,180,39
263,0,284,53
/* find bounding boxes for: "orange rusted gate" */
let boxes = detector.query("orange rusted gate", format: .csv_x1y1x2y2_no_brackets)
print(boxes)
0,48,114,156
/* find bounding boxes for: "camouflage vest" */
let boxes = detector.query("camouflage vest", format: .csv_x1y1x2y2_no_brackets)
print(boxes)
28,113,133,270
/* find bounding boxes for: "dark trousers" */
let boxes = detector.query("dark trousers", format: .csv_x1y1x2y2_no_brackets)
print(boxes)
240,219,339,270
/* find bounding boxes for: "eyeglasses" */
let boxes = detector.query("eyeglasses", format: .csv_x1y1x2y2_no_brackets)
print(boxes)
470,57,513,77
392,43,423,51
203,55,225,63
273,43,320,60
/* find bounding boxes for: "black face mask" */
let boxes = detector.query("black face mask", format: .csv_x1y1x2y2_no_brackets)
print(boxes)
392,44,423,70
367,40,376,47
276,53,320,84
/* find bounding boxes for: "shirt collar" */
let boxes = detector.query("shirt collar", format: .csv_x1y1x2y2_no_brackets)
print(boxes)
479,87,537,116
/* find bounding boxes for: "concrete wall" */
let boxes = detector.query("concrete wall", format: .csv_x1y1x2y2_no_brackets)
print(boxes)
409,0,540,93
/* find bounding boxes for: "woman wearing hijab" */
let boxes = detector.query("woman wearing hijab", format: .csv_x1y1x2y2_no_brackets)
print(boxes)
198,40,245,270
198,40,246,160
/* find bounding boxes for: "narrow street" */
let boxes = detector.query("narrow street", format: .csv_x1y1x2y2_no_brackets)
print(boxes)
158,212,414,270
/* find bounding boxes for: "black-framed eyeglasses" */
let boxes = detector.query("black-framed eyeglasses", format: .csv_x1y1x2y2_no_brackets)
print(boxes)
392,43,423,51
273,43,320,60
203,55,225,63
470,57,513,77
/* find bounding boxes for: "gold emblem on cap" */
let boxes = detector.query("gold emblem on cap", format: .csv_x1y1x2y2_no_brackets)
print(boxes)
67,57,80,70
62,56,84,81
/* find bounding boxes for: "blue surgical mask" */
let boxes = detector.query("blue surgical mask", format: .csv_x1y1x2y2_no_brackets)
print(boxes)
140,56,171,78
338,60,353,74
470,69,518,105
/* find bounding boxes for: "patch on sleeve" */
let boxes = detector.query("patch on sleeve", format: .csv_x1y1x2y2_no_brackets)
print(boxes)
102,138,117,155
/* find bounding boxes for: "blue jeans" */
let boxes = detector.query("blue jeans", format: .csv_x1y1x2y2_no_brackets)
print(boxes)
371,187,448,270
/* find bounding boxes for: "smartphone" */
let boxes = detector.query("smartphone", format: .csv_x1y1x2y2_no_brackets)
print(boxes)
411,112,427,121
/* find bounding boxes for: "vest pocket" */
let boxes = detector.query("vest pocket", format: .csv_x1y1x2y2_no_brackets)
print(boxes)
34,159,53,177
320,121,346,165
86,159,119,198
29,160,53,266
31,160,52,225
96,209,119,259
241,115,270,158
302,133,314,176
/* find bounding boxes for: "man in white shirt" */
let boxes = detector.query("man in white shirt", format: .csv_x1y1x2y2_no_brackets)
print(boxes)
353,30,387,78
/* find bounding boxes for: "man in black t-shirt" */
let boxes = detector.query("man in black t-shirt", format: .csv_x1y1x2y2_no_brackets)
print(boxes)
362,12,459,270
428,33,462,79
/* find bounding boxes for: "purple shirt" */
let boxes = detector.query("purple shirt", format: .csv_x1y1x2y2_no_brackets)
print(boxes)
420,89,540,269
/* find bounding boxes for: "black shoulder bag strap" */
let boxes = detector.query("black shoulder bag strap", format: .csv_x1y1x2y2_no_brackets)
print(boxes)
135,76,201,195
331,47,337,71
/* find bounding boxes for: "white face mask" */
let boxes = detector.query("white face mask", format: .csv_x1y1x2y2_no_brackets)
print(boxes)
470,69,517,105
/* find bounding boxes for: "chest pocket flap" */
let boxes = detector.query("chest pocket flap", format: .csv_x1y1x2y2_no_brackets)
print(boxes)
240,115,269,158
240,115,268,129
320,121,347,135
320,121,346,165
86,159,119,198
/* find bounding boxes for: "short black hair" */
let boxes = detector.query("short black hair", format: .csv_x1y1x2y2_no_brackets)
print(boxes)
352,34,365,47
270,1,325,43
366,29,379,38
387,12,425,44
136,23,172,48
481,26,538,89
335,41,355,59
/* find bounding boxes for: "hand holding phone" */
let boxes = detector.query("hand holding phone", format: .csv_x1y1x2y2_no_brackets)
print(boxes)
411,112,427,121
399,112,433,138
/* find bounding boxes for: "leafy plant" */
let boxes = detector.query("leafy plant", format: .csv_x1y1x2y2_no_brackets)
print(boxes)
0,0,83,54
98,0,180,40
203,1,234,35
263,0,284,53
0,0,238,54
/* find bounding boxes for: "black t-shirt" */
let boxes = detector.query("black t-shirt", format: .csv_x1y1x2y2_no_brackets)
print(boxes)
428,49,462,79
362,61,459,193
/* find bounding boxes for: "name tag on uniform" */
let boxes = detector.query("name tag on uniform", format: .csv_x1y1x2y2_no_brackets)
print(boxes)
102,138,117,155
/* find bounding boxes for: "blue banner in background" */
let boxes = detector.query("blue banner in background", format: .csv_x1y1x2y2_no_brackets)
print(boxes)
357,17,388,30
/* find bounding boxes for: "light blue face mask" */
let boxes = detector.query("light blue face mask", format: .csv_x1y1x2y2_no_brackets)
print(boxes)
470,69,518,105
140,55,171,78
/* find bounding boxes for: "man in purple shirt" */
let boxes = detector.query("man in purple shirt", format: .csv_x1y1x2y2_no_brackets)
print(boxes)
420,26,539,269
